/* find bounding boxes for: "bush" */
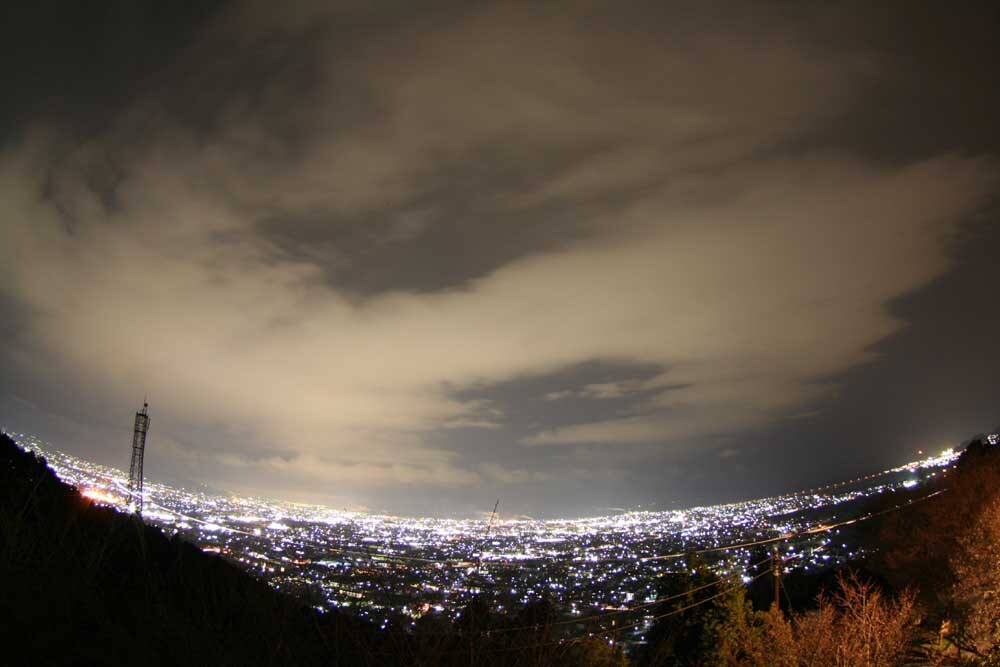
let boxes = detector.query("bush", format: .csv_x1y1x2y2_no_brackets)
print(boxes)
951,494,1000,657
732,572,918,667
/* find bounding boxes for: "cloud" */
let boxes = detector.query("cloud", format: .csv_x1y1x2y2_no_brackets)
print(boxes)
478,463,551,485
543,377,660,401
0,3,996,502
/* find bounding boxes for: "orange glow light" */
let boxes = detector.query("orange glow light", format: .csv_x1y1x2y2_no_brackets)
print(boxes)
82,488,120,505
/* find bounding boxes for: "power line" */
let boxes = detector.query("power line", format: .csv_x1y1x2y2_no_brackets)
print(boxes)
460,554,801,653
636,488,945,562
482,552,780,635
401,491,940,639
612,562,783,635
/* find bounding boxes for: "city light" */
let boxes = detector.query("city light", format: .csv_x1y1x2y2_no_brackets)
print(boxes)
6,429,971,645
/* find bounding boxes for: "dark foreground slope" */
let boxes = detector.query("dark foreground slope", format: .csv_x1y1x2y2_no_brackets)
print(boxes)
0,433,391,666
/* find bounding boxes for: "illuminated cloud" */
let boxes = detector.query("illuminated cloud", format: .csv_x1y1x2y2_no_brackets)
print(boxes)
0,2,996,509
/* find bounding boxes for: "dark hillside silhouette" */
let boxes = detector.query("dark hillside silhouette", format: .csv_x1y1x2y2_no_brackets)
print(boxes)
0,433,625,666
0,433,386,666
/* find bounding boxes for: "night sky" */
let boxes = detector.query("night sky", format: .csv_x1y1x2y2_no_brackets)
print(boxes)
1,1,998,518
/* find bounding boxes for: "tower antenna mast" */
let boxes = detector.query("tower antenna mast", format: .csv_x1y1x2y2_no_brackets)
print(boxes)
127,400,150,516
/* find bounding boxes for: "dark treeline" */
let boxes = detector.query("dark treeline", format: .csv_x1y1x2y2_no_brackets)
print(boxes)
4,431,1000,666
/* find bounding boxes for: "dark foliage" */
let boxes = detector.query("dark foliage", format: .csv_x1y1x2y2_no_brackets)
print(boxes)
872,439,1000,610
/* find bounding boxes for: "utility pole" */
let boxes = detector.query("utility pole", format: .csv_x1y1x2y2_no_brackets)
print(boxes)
471,500,499,667
772,547,782,610
477,499,500,575
487,498,500,530
127,401,150,516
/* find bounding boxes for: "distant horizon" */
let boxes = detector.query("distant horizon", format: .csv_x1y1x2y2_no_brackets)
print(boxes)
5,427,969,523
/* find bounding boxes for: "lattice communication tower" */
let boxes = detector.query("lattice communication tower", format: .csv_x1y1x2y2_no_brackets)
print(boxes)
127,402,150,515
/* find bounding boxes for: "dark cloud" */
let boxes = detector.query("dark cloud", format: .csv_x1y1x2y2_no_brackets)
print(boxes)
0,1,227,142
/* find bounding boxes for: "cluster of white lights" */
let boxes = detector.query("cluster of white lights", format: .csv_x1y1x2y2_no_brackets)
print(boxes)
7,429,959,638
